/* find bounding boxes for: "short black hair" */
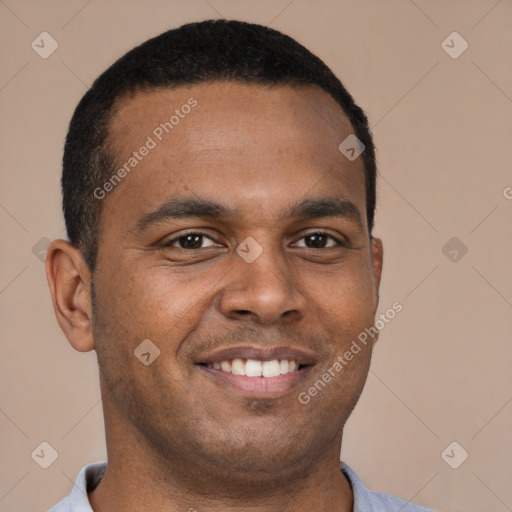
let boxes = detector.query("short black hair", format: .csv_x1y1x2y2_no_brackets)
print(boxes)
62,19,377,272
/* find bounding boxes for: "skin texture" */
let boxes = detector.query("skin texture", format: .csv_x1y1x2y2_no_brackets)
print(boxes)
46,81,383,512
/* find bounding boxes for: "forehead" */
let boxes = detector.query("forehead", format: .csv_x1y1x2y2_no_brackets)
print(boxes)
102,81,366,229
108,81,356,164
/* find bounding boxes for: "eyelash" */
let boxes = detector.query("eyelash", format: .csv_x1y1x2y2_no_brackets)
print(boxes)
161,231,347,250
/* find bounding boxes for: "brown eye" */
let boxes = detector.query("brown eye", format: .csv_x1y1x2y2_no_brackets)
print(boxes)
295,232,344,249
163,232,218,250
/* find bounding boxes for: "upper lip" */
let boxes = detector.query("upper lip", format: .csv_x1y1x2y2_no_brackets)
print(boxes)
196,345,318,366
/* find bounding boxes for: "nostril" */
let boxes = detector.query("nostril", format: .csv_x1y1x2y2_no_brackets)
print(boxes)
237,310,251,315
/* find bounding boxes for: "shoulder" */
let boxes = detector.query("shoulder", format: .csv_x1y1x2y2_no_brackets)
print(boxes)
340,461,437,512
46,461,107,512
366,490,437,512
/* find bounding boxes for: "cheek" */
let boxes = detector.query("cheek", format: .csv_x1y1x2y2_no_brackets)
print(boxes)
307,260,377,335
124,266,219,341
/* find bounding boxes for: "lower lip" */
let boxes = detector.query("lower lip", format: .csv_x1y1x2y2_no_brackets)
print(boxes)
198,365,312,397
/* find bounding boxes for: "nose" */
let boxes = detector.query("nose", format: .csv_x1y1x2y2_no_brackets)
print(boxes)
218,242,307,325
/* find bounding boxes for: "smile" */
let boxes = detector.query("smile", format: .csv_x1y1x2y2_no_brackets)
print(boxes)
204,358,303,377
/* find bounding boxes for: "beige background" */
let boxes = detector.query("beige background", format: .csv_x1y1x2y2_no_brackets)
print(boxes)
1,1,511,511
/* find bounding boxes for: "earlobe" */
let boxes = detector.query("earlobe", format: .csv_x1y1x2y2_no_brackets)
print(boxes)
45,239,95,352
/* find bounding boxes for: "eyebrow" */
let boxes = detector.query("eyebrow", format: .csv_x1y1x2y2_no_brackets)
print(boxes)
135,196,363,233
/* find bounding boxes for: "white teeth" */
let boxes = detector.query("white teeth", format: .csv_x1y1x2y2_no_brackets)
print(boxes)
245,359,262,377
262,360,280,377
207,359,302,377
220,360,232,372
231,358,245,375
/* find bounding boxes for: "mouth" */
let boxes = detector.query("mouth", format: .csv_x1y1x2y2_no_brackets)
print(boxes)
202,358,306,377
195,346,316,396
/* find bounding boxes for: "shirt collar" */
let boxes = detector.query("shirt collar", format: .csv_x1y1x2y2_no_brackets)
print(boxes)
67,460,373,511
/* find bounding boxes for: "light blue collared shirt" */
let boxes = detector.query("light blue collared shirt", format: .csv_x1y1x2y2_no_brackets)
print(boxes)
47,460,437,511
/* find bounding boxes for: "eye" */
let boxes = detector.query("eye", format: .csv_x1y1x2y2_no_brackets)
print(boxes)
161,230,346,251
294,232,345,249
162,232,220,250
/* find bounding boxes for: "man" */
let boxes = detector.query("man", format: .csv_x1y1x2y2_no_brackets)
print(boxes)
45,19,436,512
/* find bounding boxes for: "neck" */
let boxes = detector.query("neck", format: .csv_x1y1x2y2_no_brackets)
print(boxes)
88,418,354,512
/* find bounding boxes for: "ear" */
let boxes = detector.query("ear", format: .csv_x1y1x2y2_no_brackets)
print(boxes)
370,236,384,346
45,239,94,352
370,236,384,296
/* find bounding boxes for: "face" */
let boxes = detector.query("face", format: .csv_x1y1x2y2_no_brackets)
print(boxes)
88,82,382,480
